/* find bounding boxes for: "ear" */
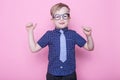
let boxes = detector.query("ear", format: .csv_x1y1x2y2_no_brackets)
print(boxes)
51,18,53,20
69,16,71,19
51,18,55,23
51,18,54,22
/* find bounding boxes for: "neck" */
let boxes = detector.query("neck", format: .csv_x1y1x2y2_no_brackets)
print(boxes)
55,26,68,29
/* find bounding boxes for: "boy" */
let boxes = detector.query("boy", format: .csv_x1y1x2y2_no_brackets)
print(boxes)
26,3,94,80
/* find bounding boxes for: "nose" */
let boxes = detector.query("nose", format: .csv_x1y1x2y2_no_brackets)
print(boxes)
59,16,64,20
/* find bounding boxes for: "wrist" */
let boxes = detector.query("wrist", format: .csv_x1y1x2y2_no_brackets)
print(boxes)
86,34,92,37
27,29,34,35
27,29,34,32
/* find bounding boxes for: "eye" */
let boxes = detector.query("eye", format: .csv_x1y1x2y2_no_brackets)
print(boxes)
63,14,69,19
63,15,68,17
54,14,60,19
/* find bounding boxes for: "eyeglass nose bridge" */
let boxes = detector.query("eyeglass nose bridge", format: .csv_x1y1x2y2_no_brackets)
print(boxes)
59,15,64,20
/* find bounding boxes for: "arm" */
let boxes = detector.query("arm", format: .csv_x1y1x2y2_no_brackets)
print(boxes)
26,23,42,53
83,27,94,51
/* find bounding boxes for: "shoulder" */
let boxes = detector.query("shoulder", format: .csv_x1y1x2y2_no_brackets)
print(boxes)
67,29,77,34
67,29,83,37
45,30,56,36
46,30,52,33
41,30,52,37
45,30,53,34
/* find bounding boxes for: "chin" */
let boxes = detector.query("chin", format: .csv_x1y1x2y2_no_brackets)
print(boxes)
58,24,68,28
57,26,67,29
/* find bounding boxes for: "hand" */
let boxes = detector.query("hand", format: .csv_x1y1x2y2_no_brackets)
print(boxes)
82,26,92,36
26,22,37,31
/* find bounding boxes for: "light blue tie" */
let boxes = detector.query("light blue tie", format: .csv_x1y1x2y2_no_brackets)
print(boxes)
60,30,67,62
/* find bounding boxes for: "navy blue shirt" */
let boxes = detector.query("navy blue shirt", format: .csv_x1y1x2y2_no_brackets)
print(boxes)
37,27,86,76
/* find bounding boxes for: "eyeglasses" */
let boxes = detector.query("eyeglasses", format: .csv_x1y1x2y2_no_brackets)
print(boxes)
53,13,70,20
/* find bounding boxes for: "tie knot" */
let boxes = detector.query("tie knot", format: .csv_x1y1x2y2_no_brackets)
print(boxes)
60,30,64,34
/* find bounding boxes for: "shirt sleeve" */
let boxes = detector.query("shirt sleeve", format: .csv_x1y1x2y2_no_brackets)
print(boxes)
37,31,50,48
74,32,86,47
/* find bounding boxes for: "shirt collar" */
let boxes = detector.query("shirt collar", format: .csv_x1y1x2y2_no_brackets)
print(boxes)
54,27,68,33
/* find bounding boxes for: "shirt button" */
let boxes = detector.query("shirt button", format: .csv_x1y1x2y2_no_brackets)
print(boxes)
60,66,63,69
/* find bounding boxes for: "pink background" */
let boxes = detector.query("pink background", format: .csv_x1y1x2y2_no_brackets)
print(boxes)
1,0,120,80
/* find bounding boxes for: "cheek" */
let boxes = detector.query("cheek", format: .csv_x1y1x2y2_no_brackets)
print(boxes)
55,21,59,24
54,21,60,26
53,20,58,24
64,20,69,24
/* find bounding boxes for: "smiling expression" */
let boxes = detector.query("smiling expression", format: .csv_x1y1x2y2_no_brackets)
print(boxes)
52,7,70,29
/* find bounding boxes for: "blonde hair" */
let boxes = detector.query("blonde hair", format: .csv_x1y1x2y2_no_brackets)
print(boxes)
50,3,70,17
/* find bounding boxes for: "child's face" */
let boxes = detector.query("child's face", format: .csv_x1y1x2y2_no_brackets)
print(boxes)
52,7,70,29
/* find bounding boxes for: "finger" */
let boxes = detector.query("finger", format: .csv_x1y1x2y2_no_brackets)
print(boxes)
83,27,91,32
26,22,33,27
84,29,91,32
82,26,89,30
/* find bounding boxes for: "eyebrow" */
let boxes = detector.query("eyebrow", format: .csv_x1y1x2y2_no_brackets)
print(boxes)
54,13,69,15
53,13,70,17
